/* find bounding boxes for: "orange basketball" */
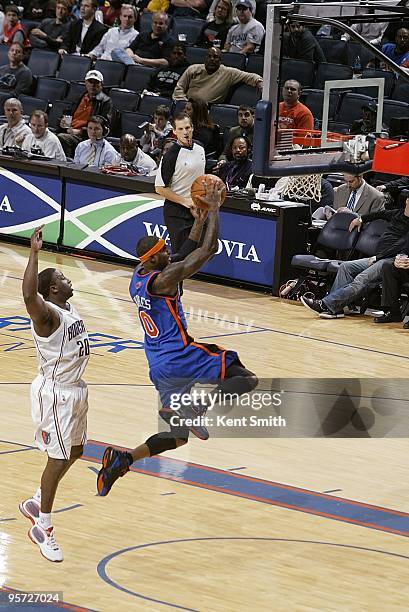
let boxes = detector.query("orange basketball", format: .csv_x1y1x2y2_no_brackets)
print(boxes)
190,174,227,210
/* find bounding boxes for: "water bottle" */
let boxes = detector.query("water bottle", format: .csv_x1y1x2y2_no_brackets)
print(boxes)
353,55,362,74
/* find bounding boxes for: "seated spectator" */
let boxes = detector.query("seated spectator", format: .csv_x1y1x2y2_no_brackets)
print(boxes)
112,12,175,68
301,203,409,319
88,4,138,60
58,69,112,158
59,0,107,56
214,135,252,189
185,97,220,155
283,21,326,64
29,0,72,51
170,0,207,19
3,5,30,48
223,0,265,55
333,173,385,215
173,46,263,104
0,42,32,96
198,0,233,49
219,104,254,161
0,98,31,148
382,27,409,68
147,43,189,97
101,0,122,26
22,110,67,161
116,133,157,175
207,0,255,22
144,0,170,14
159,136,177,159
341,7,387,46
278,79,314,130
74,115,117,167
382,0,409,45
140,104,173,161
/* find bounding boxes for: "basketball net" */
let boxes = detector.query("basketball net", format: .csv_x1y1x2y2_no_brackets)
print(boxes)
282,173,322,203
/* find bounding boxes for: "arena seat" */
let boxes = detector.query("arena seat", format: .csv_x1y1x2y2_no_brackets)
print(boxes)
221,52,246,70
228,84,261,107
186,46,207,65
19,95,48,117
94,59,126,88
246,54,264,76
35,77,68,104
58,55,92,82
336,92,374,124
209,104,239,130
120,111,151,139
28,49,60,77
138,95,172,115
314,63,353,89
281,59,315,88
171,18,205,45
317,38,348,65
122,65,157,93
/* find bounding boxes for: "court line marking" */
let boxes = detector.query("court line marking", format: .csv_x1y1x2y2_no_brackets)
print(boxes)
96,537,409,611
84,440,409,538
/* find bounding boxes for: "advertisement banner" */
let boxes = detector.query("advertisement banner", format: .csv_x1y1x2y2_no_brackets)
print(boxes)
0,167,62,243
63,182,276,286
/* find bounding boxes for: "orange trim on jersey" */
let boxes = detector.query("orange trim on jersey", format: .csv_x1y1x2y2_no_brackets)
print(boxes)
191,341,227,379
166,298,188,346
139,239,166,263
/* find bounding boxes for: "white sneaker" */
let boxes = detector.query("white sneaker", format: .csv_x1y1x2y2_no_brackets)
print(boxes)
19,498,40,525
28,523,63,562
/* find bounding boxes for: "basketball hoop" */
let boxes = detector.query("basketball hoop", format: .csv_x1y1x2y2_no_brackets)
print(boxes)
282,173,323,203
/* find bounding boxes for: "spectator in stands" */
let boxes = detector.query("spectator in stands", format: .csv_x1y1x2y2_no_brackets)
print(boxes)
278,80,314,130
74,115,117,167
170,0,207,19
213,135,252,189
333,173,385,215
101,0,122,26
0,42,32,96
207,0,256,22
0,98,31,148
143,0,170,14
341,7,388,46
116,133,158,175
112,12,175,68
147,43,189,97
382,0,409,45
59,0,107,56
381,28,409,68
159,136,177,160
374,251,409,324
377,175,409,200
219,104,254,161
173,46,263,104
301,202,409,319
22,110,67,161
140,104,173,161
283,21,326,64
3,5,30,48
88,4,138,60
185,98,220,155
350,101,381,136
58,69,112,157
223,0,265,55
197,0,233,49
29,0,72,51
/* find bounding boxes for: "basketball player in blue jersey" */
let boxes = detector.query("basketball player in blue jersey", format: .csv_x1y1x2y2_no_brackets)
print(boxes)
97,178,258,496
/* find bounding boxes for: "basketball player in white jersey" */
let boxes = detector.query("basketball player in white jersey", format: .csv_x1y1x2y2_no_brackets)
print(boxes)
19,225,90,562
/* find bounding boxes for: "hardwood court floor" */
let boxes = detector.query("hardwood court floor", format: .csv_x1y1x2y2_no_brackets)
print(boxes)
0,242,408,611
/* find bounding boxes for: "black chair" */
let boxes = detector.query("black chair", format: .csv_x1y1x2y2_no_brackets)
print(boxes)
221,52,246,70
354,219,389,257
48,100,74,130
358,69,396,98
0,92,12,115
58,55,92,81
327,121,350,134
186,46,208,65
290,212,359,296
138,95,172,115
172,99,187,115
347,41,376,71
247,54,264,77
66,81,86,102
392,77,409,102
209,104,238,129
20,95,48,117
317,38,348,65
314,63,353,90
336,92,375,125
110,87,139,112
281,59,315,88
35,77,68,103
122,65,157,93
139,12,153,33
0,45,9,67
27,49,60,77
172,18,205,46
94,59,126,88
120,111,151,139
228,84,261,107
382,99,409,127
301,88,340,121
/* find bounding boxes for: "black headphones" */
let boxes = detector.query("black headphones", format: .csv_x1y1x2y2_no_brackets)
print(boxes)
91,115,110,138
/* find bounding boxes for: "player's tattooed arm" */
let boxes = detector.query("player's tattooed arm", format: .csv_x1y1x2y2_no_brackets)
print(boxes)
22,226,60,336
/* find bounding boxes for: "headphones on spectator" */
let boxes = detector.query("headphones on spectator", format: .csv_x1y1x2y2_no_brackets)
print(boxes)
93,115,110,138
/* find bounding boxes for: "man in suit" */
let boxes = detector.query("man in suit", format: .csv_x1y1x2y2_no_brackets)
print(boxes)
333,173,385,215
59,0,107,56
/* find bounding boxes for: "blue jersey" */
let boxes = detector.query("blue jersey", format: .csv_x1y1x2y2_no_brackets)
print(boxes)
129,265,239,407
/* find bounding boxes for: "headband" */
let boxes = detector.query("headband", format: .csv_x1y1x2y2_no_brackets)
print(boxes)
139,239,166,263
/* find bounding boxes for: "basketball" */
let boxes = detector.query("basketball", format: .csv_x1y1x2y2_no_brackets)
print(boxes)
190,174,227,210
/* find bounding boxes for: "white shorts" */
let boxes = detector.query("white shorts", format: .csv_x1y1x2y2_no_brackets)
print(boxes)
31,375,88,460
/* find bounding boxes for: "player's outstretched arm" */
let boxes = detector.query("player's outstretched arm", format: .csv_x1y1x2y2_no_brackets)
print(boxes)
22,226,59,335
153,183,222,294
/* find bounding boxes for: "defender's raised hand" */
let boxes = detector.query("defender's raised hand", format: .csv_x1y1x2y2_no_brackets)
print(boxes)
30,225,45,252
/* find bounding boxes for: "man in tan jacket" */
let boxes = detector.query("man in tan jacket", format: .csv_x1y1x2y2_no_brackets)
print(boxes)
173,46,263,104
